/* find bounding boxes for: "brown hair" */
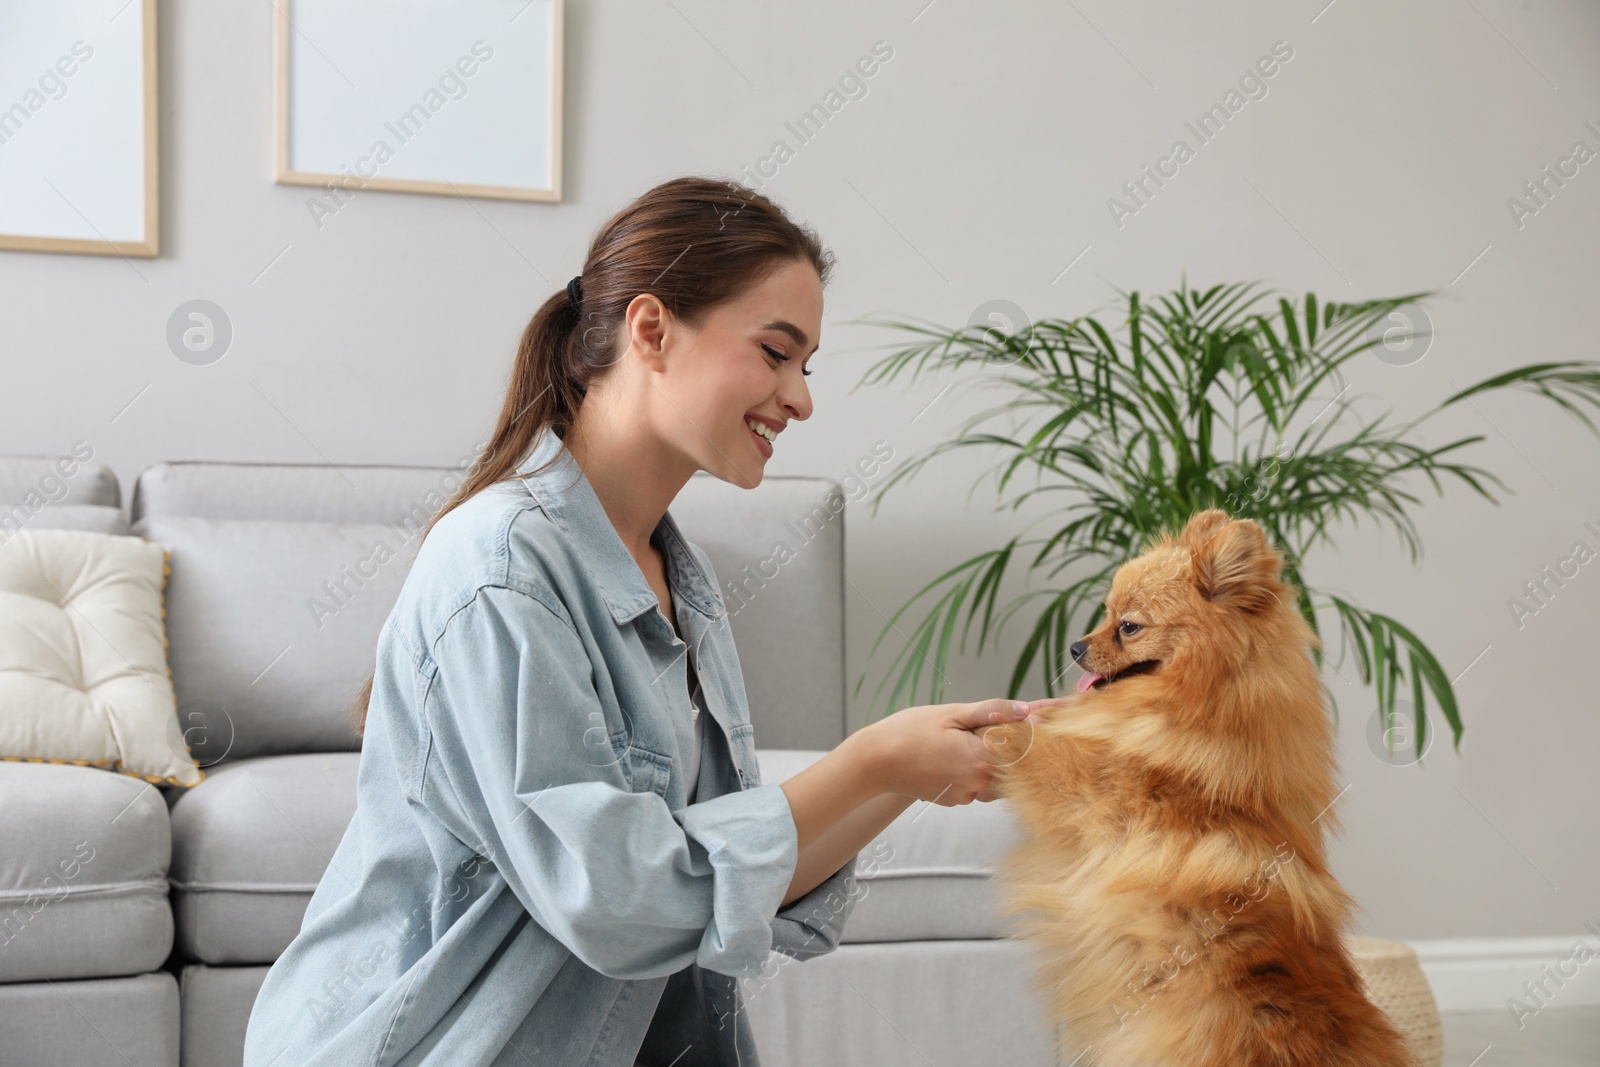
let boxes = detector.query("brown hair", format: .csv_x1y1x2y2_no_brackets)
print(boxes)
350,175,833,735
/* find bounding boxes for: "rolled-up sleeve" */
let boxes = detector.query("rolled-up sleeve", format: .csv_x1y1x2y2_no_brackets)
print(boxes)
770,854,860,961
419,583,805,981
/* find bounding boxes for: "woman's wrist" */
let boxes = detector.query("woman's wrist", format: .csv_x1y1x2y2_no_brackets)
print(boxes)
839,720,895,794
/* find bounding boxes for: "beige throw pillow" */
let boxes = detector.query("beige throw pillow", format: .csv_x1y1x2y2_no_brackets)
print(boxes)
0,529,202,787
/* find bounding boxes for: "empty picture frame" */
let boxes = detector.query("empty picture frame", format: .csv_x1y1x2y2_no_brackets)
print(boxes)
0,0,160,257
274,0,563,204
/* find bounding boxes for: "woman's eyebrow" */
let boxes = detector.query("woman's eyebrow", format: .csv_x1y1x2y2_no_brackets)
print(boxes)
761,320,821,355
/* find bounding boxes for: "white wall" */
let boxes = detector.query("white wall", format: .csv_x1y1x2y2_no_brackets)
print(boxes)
2,0,1596,944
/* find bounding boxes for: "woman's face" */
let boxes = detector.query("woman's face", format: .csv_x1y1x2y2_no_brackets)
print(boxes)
648,258,822,488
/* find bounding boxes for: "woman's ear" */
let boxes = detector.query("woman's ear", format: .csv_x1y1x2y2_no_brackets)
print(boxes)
1188,518,1282,612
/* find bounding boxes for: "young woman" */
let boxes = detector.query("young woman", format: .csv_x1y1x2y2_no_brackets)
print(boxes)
242,176,1039,1067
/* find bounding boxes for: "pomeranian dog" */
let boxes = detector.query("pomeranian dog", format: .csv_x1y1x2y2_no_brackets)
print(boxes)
977,510,1418,1067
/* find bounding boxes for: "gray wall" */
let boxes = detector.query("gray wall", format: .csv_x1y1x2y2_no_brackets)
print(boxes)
2,0,1596,943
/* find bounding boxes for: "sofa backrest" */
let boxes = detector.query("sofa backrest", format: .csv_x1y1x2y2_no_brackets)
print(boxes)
129,460,847,766
0,453,127,540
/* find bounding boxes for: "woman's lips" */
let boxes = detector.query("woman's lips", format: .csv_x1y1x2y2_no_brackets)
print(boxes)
748,422,773,457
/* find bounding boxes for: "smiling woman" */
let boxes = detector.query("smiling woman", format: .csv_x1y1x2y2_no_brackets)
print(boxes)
240,175,1028,1067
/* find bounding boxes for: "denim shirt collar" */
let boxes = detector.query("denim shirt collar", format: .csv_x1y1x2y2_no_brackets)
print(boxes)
516,428,724,626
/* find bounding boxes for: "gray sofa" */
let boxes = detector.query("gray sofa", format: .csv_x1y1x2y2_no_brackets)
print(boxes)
0,454,1071,1066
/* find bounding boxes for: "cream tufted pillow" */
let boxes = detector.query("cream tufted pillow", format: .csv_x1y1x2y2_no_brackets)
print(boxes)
0,529,201,787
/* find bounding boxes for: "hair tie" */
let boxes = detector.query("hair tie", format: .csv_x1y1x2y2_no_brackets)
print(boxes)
565,274,583,313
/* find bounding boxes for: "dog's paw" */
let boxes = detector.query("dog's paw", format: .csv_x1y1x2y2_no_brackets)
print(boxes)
975,719,1037,769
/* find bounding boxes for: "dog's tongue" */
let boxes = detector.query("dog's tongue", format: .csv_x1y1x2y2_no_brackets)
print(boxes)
1076,671,1104,694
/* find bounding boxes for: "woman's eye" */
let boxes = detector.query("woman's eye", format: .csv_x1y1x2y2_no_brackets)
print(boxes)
761,342,812,377
1118,621,1142,636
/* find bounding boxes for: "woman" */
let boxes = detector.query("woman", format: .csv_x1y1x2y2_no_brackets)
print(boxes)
242,176,1039,1066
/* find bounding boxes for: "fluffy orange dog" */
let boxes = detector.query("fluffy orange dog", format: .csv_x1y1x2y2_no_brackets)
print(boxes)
978,510,1417,1066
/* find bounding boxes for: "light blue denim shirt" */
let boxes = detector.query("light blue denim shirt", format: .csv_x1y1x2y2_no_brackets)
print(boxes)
242,428,861,1066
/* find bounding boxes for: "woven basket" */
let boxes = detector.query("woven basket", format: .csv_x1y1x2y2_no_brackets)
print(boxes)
1344,934,1444,1067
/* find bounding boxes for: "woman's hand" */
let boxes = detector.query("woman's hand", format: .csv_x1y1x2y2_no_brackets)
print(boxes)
856,698,1032,806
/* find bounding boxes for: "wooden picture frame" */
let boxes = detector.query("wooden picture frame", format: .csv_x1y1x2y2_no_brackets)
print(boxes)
0,0,160,257
273,0,563,204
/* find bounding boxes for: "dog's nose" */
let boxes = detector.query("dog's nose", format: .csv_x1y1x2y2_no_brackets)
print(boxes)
1069,640,1087,663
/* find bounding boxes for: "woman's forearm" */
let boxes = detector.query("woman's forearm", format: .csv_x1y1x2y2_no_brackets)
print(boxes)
776,726,896,906
777,726,885,854
780,790,914,907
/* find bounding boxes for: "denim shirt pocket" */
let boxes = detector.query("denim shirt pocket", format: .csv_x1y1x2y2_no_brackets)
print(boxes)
622,741,672,799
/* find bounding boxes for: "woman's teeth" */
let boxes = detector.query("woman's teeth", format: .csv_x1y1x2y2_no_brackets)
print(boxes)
746,418,777,444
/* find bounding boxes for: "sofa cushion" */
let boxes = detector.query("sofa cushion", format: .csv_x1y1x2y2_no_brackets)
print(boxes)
0,763,174,982
168,753,360,964
0,971,180,1067
180,963,270,1067
0,529,202,787
754,749,1024,942
0,452,119,507
130,461,485,765
132,516,421,761
0,454,120,531
0,452,125,542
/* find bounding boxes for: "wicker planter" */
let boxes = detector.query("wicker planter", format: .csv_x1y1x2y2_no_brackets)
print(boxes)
1345,934,1445,1066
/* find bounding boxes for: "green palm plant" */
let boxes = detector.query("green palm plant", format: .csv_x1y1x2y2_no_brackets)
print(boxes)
849,277,1600,760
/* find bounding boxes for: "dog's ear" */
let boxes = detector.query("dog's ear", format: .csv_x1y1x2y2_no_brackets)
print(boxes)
1188,517,1282,612
1179,509,1233,549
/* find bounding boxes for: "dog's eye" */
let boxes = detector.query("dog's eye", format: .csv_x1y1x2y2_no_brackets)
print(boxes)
1118,621,1143,637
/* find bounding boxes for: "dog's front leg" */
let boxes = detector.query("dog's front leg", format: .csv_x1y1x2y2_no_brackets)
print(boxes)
975,701,1109,805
